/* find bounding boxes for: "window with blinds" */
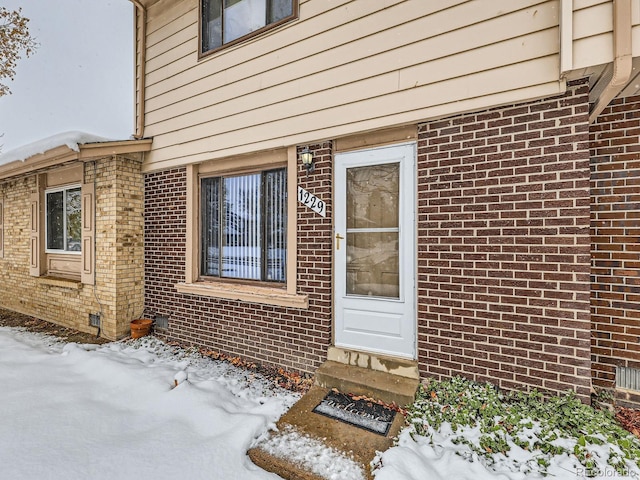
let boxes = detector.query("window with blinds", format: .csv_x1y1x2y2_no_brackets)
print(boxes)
200,168,286,282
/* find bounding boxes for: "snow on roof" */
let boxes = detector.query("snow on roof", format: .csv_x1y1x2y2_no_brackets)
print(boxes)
0,131,115,166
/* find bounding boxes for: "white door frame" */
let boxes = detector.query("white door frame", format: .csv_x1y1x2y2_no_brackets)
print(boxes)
334,142,416,359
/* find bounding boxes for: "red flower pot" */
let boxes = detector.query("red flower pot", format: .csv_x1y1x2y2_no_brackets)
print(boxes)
130,318,153,339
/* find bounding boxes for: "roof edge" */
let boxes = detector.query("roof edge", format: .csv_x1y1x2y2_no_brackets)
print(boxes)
0,138,153,181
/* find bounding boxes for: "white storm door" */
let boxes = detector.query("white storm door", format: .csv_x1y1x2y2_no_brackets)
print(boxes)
334,143,416,359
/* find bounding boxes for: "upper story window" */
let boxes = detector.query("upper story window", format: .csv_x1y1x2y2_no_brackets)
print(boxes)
201,0,296,54
45,185,81,253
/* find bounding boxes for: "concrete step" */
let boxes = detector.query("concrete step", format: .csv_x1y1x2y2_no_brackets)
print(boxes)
249,350,420,479
248,386,406,480
248,447,326,480
315,360,419,408
326,347,420,379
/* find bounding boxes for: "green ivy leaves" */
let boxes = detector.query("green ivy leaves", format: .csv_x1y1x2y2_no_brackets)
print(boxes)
406,377,640,477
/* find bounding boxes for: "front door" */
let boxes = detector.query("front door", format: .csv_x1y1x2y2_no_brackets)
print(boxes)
334,143,416,359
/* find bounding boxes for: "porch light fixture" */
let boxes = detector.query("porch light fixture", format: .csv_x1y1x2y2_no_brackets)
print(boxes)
299,147,314,175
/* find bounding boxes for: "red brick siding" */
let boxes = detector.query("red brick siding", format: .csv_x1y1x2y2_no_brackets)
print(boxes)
590,96,640,400
417,79,593,400
144,143,333,374
145,85,600,401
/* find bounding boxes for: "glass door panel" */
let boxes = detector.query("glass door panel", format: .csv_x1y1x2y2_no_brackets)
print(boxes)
347,164,399,229
346,231,399,298
346,163,400,299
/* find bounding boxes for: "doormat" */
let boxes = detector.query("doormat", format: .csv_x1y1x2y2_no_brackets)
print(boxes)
312,391,396,436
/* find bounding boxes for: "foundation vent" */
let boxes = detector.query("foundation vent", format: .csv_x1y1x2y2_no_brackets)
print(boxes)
616,366,640,391
89,313,101,328
154,315,168,329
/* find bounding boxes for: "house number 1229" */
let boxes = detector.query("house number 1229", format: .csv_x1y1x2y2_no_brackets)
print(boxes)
297,186,326,217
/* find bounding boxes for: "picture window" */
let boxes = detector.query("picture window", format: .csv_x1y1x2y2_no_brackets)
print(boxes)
200,168,287,282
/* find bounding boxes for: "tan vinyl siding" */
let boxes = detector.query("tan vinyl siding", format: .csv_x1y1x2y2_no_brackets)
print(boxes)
142,0,565,171
574,0,610,41
572,0,640,71
573,0,613,69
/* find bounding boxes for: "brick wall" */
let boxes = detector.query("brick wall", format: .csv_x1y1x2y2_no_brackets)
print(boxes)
144,143,333,374
87,156,145,338
1,175,49,318
590,96,640,405
417,79,593,400
0,155,144,339
143,82,605,400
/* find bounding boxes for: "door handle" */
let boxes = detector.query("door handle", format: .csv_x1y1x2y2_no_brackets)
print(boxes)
335,233,344,250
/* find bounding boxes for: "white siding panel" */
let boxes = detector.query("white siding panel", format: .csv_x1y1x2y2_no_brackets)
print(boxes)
142,0,564,171
147,27,558,138
634,25,640,60
147,1,195,46
635,2,640,59
574,33,613,69
570,0,640,68
396,28,558,90
145,1,558,123
146,55,560,167
146,0,195,38
144,0,464,110
147,12,195,59
147,34,197,75
144,80,564,173
148,72,402,148
574,0,608,10
145,0,377,92
573,2,611,40
144,0,544,101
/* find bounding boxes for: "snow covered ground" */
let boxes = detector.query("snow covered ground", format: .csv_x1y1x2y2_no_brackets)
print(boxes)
1,326,638,480
373,425,640,480
0,327,296,480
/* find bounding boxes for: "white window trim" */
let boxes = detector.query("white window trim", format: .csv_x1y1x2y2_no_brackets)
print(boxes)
178,146,307,309
44,184,82,255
